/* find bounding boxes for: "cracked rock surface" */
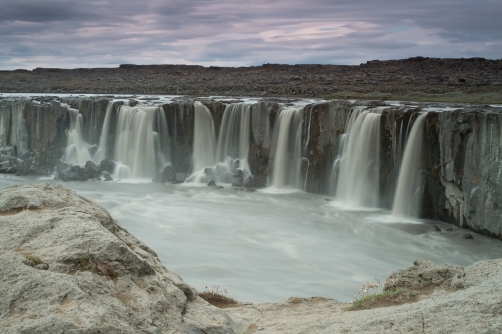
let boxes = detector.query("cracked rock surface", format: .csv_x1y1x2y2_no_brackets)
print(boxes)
0,183,244,334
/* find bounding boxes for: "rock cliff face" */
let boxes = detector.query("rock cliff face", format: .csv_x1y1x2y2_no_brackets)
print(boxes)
0,183,243,333
0,96,501,238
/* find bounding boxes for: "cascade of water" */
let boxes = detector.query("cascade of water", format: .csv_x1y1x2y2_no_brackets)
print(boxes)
62,108,93,164
334,107,382,208
112,105,169,178
193,104,216,171
188,103,252,183
96,102,115,162
269,106,303,188
392,113,428,217
95,103,169,179
190,104,217,182
216,104,251,163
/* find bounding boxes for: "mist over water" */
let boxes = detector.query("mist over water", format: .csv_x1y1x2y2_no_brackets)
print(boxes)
1,174,501,303
3,95,502,304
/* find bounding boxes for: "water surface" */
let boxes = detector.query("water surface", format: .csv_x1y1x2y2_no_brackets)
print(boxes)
1,175,501,303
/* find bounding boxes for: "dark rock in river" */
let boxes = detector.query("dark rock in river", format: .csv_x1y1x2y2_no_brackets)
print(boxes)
152,165,176,183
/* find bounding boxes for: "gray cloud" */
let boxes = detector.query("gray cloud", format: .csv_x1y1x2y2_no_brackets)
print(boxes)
0,0,500,70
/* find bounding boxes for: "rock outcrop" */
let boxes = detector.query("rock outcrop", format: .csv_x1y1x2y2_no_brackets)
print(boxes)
226,259,502,334
0,183,244,333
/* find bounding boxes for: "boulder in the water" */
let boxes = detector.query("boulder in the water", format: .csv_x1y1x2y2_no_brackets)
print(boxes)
208,180,216,187
174,173,186,183
233,168,244,181
102,171,113,181
152,166,176,183
84,161,102,179
463,233,474,239
99,159,116,174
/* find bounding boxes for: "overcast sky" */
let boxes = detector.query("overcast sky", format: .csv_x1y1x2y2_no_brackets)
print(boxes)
1,0,501,70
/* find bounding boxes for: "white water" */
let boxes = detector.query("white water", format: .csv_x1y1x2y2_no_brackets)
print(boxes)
190,103,252,183
96,102,114,162
216,103,251,165
335,107,383,208
393,113,428,217
2,174,502,304
189,104,217,183
192,104,217,172
62,108,93,164
270,106,303,188
98,104,170,178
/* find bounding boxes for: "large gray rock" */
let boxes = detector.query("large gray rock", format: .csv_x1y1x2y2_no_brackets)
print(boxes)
0,183,243,333
383,258,464,291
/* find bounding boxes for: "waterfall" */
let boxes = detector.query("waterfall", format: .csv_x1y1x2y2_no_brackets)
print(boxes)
334,107,382,208
96,102,115,162
216,103,252,165
96,103,170,179
62,108,93,164
190,103,252,183
190,104,217,182
392,113,427,217
269,106,303,188
193,103,216,172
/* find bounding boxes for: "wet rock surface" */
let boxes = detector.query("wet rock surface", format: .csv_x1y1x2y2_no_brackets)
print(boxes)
0,183,243,334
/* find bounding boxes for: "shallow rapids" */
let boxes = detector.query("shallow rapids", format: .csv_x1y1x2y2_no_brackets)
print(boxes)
1,175,501,303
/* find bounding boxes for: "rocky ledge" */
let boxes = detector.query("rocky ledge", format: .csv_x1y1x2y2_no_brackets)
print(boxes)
1,184,501,334
0,183,244,334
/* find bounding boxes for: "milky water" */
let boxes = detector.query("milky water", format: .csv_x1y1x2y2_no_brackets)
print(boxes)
1,175,501,304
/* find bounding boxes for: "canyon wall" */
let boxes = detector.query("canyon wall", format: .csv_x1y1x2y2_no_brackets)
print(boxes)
0,96,500,238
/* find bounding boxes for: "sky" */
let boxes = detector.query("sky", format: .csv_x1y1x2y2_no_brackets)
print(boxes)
1,0,501,70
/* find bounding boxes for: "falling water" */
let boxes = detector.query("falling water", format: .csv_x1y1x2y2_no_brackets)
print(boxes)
191,103,252,183
63,108,93,164
269,106,303,188
97,104,169,179
96,102,115,162
335,107,382,208
189,104,217,183
392,113,428,217
216,104,252,164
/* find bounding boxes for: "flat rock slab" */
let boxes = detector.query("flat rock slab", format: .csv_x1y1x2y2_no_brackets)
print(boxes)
0,183,243,334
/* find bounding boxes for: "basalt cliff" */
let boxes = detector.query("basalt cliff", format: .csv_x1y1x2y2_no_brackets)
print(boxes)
0,94,501,239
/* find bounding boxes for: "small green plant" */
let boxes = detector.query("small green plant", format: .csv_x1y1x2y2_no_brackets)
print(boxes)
25,254,42,266
199,285,237,308
350,277,418,311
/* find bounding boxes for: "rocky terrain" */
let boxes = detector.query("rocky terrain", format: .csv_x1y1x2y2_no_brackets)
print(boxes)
0,183,244,334
1,183,501,334
1,57,502,103
226,259,502,333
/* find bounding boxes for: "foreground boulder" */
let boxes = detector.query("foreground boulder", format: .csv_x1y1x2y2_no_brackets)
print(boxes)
0,183,244,333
